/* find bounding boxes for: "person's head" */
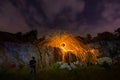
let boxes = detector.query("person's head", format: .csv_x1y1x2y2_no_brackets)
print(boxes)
32,56,35,60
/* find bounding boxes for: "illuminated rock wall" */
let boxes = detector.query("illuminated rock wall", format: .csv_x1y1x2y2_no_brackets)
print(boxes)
0,42,38,69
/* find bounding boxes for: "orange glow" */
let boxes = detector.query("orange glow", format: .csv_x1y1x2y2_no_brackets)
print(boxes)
89,48,98,64
43,33,97,64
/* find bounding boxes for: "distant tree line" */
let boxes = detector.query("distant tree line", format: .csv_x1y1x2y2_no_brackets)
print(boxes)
0,30,37,43
0,27,120,44
15,30,38,43
76,27,120,44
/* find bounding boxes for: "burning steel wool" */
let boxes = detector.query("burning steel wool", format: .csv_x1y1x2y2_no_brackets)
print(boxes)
40,33,97,64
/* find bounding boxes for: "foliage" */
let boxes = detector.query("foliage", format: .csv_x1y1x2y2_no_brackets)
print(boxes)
86,34,92,43
0,65,120,80
93,31,115,42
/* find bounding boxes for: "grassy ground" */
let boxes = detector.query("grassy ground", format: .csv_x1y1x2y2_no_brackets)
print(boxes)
0,65,120,80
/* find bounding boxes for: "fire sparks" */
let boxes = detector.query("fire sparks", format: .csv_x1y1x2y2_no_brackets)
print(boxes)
42,33,97,64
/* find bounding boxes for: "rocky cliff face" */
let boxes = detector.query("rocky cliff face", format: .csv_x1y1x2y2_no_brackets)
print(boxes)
0,30,38,69
0,42,38,69
88,40,120,57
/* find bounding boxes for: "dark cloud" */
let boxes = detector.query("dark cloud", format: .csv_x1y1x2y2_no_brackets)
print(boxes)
42,0,85,20
79,0,104,24
0,0,30,33
0,0,120,37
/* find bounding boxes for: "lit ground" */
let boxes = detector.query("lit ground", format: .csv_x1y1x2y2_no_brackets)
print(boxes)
0,65,120,80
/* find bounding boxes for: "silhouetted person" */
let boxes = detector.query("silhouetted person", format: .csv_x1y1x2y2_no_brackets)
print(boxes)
29,56,36,74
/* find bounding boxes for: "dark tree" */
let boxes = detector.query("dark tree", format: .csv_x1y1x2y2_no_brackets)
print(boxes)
93,31,115,42
115,28,120,39
86,34,92,43
23,30,38,42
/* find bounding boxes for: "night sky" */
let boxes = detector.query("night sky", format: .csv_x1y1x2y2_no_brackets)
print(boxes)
0,0,120,37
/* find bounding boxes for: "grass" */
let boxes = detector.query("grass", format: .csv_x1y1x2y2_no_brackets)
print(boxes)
0,65,120,80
